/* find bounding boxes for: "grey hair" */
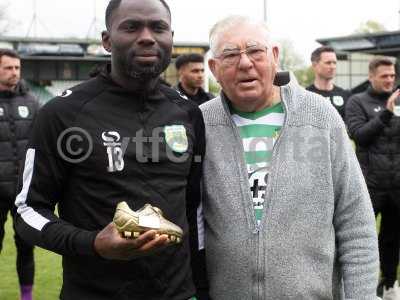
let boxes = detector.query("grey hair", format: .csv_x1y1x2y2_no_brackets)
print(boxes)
209,15,273,57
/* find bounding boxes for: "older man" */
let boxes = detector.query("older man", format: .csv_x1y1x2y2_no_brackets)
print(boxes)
199,16,379,299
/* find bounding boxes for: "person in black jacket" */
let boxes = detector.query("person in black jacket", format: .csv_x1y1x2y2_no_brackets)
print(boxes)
14,1,208,299
306,46,350,119
175,53,214,106
0,48,39,300
345,57,400,298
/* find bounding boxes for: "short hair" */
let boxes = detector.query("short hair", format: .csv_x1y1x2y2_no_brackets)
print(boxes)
175,53,204,70
105,0,171,30
310,46,336,63
368,57,394,74
0,48,20,63
209,15,272,56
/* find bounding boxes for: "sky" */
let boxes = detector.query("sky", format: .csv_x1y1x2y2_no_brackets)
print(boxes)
2,0,399,64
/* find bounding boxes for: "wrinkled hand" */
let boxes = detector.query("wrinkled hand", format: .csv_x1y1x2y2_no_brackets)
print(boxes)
386,89,400,113
94,222,170,260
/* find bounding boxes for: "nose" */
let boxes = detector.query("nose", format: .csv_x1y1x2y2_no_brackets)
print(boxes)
137,27,156,46
12,67,19,76
237,52,253,70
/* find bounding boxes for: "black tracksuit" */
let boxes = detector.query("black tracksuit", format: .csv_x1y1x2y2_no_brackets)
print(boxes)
14,72,207,300
306,84,350,119
0,81,39,286
345,86,400,287
176,83,214,106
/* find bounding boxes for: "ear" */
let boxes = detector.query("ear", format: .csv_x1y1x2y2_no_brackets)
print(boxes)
272,46,279,69
208,58,218,79
311,61,317,69
102,30,112,53
177,67,184,78
368,72,373,82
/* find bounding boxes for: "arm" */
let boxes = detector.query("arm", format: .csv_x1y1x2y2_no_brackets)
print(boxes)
14,105,98,256
345,94,392,146
330,120,379,299
186,107,209,300
15,102,168,259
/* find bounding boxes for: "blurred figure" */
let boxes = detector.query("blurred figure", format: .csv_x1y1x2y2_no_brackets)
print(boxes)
307,46,350,119
346,57,400,299
175,53,214,105
0,49,39,300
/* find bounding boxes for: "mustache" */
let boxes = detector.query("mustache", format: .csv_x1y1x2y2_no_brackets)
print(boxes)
124,47,171,81
129,48,162,59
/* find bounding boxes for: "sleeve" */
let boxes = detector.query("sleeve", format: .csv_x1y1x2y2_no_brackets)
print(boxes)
330,119,379,299
14,102,99,257
345,94,392,146
185,106,209,300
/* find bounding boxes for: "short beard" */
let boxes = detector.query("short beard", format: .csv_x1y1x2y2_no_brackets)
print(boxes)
125,50,171,82
127,64,163,80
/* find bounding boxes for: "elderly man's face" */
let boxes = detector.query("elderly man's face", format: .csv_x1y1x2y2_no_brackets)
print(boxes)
209,23,279,112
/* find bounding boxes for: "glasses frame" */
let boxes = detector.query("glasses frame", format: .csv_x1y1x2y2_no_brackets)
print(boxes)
214,42,269,66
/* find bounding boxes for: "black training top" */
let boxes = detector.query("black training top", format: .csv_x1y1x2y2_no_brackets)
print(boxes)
345,86,400,190
306,84,350,119
176,83,214,106
14,72,206,300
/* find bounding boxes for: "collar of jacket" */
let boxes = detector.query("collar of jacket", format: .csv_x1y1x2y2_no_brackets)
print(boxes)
0,80,29,98
177,82,208,98
367,85,391,101
98,64,165,100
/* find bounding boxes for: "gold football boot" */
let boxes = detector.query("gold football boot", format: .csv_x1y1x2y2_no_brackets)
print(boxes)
113,201,183,243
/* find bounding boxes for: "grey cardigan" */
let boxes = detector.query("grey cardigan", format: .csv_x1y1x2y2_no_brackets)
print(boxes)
199,75,379,300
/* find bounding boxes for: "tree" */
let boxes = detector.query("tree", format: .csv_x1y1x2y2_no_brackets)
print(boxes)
354,20,386,34
294,67,315,87
277,39,315,87
278,39,305,71
208,78,221,95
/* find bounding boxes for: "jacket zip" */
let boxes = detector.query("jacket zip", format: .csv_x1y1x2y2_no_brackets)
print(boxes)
221,96,261,299
259,88,289,231
138,93,150,160
257,88,289,299
7,105,20,177
221,87,290,300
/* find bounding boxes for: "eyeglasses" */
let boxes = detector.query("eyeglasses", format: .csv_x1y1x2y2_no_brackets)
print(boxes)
215,42,268,66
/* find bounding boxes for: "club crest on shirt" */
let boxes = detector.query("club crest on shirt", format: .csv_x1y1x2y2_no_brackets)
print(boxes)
0,107,4,117
18,106,29,118
164,125,188,153
332,96,344,107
